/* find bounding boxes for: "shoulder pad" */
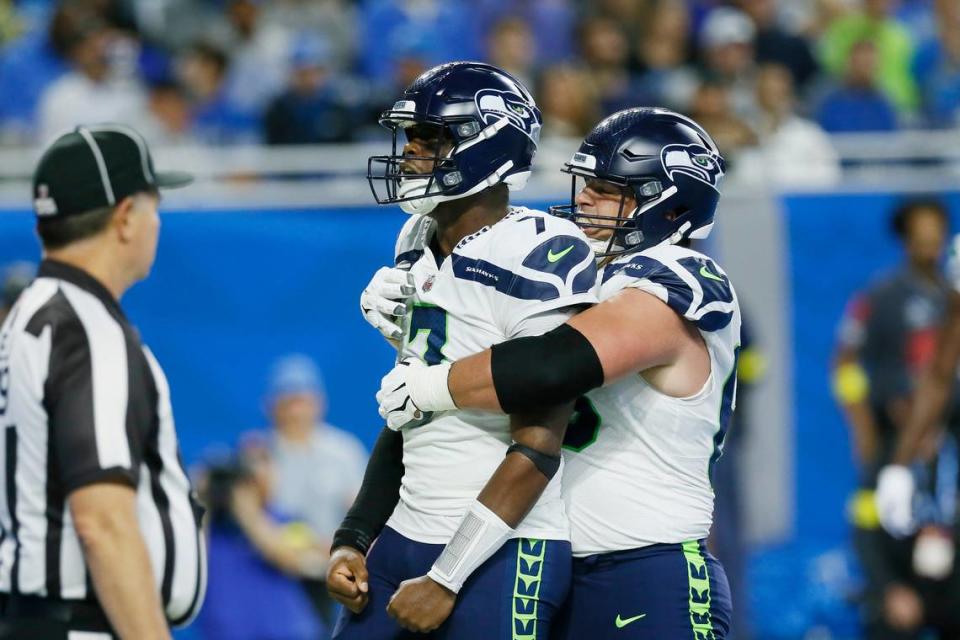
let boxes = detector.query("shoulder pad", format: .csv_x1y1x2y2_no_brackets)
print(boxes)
394,215,434,267
451,210,597,301
603,246,736,331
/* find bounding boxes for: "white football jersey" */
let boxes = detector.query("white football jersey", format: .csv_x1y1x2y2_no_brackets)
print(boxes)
386,207,598,544
561,243,742,556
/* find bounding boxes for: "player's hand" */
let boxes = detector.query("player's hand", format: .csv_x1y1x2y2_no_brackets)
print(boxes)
876,465,917,538
360,267,416,345
376,358,427,430
386,575,456,633
326,546,370,614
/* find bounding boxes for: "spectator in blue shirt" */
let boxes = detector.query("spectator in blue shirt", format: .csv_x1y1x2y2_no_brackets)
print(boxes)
817,39,899,133
178,41,261,144
197,438,328,640
358,0,481,85
264,35,360,145
912,0,960,127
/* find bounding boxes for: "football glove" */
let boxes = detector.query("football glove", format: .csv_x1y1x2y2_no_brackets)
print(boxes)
360,267,416,346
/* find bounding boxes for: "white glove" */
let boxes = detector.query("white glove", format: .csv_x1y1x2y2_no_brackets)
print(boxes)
360,267,416,344
376,358,456,430
876,465,917,538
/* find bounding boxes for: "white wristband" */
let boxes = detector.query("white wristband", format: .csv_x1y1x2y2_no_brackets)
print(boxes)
427,500,514,594
406,362,457,412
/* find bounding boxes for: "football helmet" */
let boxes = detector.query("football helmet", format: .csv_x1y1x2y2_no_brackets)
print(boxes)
367,61,542,215
550,107,725,256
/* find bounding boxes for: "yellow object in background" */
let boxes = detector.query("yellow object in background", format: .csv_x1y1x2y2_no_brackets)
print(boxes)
280,521,317,550
737,347,768,385
833,362,870,405
848,489,880,530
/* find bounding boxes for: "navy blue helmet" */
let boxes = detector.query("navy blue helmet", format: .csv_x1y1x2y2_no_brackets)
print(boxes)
550,108,725,256
367,61,542,215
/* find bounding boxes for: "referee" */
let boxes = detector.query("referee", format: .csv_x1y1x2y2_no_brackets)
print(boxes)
0,125,206,639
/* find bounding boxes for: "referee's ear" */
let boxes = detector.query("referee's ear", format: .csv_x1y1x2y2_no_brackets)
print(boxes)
112,196,136,243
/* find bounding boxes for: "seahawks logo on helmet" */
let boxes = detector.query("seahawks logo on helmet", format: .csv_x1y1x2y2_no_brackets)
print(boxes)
661,143,724,191
475,89,541,143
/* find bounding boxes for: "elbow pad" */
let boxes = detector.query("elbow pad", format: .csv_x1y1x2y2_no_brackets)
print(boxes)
491,324,604,414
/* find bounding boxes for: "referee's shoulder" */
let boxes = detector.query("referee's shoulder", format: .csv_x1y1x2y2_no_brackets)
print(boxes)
19,277,130,349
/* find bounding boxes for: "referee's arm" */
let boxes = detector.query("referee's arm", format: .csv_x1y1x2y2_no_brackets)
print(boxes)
48,316,171,640
70,485,170,640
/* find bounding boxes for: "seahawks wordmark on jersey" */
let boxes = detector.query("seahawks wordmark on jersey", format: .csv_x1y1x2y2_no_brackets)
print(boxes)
562,243,741,556
388,207,598,544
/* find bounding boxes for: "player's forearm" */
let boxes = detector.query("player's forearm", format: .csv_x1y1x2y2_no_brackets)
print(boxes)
73,492,170,639
477,451,552,528
426,407,571,593
447,351,501,411
332,426,404,554
893,371,953,464
841,401,880,466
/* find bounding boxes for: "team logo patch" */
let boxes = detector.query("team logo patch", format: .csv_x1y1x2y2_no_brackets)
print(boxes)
475,89,541,143
661,143,723,191
34,184,58,216
422,275,436,292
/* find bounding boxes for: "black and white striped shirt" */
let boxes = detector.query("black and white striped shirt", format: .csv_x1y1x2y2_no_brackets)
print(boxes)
0,260,206,625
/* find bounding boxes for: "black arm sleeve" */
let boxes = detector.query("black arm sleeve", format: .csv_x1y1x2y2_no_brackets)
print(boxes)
331,426,404,554
491,323,604,414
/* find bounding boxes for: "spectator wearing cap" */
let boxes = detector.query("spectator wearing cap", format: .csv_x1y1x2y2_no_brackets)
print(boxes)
699,7,760,117
263,35,359,145
266,354,367,546
816,38,899,132
819,0,918,113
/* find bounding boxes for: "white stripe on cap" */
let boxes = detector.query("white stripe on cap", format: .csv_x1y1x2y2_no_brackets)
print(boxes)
89,124,154,183
75,127,116,205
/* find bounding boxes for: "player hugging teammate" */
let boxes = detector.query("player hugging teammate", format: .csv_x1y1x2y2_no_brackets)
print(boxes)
329,61,739,640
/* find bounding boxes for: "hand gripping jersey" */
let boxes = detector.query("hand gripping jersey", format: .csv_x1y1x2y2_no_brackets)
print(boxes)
387,207,598,544
561,243,741,556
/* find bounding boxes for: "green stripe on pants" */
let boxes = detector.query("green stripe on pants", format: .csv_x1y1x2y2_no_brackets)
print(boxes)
512,538,545,640
682,540,715,640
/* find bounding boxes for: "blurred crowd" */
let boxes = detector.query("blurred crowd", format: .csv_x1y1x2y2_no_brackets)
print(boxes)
192,354,368,640
0,0,957,171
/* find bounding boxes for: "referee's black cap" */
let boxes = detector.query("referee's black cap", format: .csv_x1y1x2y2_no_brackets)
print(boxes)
32,124,193,218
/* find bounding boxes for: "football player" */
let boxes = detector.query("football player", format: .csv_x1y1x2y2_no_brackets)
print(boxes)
876,229,960,538
375,108,739,639
327,61,597,639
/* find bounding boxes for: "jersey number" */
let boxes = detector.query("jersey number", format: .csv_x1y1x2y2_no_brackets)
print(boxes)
562,396,601,452
408,304,448,365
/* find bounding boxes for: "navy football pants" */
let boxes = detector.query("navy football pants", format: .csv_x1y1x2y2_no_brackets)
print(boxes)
332,526,571,640
552,540,731,640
